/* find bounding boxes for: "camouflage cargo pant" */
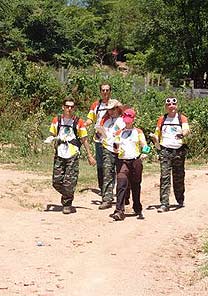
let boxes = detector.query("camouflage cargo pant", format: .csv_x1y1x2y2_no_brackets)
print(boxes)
159,146,187,206
52,154,79,206
102,148,117,202
95,142,104,192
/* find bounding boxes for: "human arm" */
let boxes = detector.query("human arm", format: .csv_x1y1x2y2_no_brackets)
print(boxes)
176,115,190,139
84,118,93,127
149,132,161,150
81,137,96,166
138,130,151,160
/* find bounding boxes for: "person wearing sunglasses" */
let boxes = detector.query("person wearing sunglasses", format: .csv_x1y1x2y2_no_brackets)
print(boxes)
48,98,96,214
84,82,112,195
151,97,190,213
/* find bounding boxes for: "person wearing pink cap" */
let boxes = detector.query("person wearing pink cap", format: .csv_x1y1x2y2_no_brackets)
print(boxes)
110,108,150,221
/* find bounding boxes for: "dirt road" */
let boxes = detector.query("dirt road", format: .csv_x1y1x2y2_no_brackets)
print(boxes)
0,166,208,296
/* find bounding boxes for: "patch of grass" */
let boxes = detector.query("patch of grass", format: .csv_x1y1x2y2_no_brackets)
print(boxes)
0,146,54,174
200,236,208,276
77,160,97,191
18,199,44,211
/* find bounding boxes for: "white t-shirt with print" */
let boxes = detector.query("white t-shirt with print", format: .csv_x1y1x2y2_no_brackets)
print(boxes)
161,114,183,149
102,117,125,152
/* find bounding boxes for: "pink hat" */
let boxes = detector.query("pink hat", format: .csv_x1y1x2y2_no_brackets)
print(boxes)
123,108,136,123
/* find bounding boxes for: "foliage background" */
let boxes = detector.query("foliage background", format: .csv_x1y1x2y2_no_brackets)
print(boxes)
0,0,208,166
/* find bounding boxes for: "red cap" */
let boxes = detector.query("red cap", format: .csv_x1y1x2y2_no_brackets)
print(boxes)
123,108,136,123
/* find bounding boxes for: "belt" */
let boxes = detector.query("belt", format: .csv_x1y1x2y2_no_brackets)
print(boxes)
160,145,185,152
119,156,140,161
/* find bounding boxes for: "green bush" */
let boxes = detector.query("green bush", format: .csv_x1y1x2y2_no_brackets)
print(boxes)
0,58,207,162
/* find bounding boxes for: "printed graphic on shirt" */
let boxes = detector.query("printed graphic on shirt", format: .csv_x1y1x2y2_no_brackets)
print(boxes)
100,117,125,152
50,116,87,159
155,113,189,149
115,128,147,159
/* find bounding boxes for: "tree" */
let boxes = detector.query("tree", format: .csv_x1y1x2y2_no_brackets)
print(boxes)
130,0,208,86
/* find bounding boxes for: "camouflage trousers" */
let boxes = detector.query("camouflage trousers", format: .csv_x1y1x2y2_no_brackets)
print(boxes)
95,142,104,192
102,148,117,202
159,146,187,206
52,154,79,206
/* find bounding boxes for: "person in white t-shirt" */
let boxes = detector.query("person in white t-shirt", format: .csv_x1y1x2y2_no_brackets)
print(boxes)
109,108,150,221
85,82,112,195
151,97,190,213
97,99,125,210
49,98,96,214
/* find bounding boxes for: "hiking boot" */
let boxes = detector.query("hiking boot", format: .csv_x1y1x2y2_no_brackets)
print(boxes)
109,211,117,218
113,211,125,221
157,205,169,213
62,205,73,214
98,201,112,210
136,211,145,220
125,198,130,205
177,202,184,208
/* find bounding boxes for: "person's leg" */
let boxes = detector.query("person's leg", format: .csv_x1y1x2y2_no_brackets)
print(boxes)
159,149,172,209
124,183,131,205
61,155,79,207
52,156,66,196
99,148,116,209
130,159,143,215
115,160,129,213
172,150,185,205
95,142,103,193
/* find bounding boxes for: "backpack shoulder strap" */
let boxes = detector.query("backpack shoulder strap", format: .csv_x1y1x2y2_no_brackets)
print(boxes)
72,116,80,139
96,99,102,115
160,113,168,131
57,114,62,135
178,112,182,126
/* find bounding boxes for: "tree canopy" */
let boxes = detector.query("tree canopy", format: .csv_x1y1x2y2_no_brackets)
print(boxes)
1,0,208,86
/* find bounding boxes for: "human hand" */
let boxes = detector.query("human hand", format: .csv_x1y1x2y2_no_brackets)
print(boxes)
44,136,56,144
149,133,158,142
175,133,184,140
140,154,148,161
88,155,96,166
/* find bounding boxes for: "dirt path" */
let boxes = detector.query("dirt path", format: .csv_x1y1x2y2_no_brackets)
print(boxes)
0,165,208,296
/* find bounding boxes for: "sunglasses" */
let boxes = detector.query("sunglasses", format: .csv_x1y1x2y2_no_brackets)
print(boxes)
101,88,110,92
166,98,177,105
64,105,74,108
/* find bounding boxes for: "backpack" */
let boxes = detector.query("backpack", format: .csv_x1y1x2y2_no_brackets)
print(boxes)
57,115,82,150
160,112,182,131
158,112,183,142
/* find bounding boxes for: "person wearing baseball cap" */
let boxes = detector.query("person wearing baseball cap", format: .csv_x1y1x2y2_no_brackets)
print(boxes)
110,108,150,221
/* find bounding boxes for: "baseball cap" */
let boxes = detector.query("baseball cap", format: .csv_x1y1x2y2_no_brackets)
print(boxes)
123,108,136,123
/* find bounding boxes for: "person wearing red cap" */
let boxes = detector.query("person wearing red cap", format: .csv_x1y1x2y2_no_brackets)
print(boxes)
110,108,150,221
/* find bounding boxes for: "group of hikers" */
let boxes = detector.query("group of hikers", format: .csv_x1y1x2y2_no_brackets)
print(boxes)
46,82,190,221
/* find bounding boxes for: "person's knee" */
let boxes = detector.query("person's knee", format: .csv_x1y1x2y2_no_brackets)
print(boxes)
117,176,128,187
